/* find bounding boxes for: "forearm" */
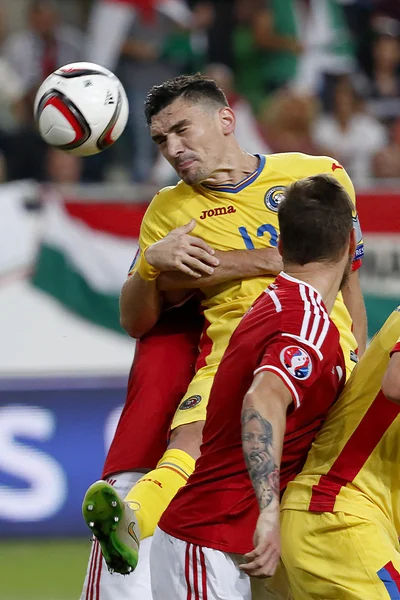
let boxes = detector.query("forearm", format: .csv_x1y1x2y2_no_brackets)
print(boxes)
119,273,162,338
158,247,282,291
242,384,288,511
342,271,368,356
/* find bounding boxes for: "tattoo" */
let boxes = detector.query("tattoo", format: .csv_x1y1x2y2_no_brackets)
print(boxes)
242,408,280,510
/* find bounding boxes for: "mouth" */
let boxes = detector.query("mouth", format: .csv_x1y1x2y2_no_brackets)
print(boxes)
177,159,195,172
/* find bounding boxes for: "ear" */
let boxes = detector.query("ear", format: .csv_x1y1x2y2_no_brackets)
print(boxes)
349,228,356,258
277,235,283,257
219,107,235,135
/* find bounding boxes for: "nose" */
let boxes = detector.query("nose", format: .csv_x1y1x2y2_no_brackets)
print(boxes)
166,134,184,158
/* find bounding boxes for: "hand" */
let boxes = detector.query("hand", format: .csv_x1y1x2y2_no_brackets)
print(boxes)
239,510,280,578
145,220,219,278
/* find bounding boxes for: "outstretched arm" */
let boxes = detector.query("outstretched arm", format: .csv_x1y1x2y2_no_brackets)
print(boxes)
157,247,283,291
239,371,292,578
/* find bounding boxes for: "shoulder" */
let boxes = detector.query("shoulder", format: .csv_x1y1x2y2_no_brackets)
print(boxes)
141,180,194,227
267,152,339,178
280,283,337,349
147,180,192,210
270,151,356,203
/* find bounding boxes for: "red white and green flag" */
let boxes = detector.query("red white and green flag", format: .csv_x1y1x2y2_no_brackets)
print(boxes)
32,190,400,338
32,195,147,333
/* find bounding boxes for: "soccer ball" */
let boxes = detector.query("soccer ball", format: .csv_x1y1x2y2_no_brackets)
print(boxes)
34,62,129,156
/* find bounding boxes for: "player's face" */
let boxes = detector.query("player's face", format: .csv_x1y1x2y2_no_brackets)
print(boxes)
150,98,230,185
242,418,270,468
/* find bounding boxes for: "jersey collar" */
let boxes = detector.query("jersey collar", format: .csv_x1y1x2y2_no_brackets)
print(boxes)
278,272,323,304
201,154,266,194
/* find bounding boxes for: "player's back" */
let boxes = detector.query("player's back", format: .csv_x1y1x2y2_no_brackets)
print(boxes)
159,273,345,554
282,307,400,532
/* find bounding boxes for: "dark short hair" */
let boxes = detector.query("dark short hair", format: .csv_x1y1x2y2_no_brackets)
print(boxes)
144,74,228,125
278,174,354,265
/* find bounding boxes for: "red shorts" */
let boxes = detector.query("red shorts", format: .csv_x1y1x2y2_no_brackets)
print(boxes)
103,298,203,477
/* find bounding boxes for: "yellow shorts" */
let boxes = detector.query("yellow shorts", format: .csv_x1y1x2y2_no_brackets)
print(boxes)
281,509,400,600
170,297,358,431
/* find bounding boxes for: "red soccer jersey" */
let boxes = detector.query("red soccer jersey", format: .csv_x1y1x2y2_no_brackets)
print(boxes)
103,298,203,477
159,273,346,554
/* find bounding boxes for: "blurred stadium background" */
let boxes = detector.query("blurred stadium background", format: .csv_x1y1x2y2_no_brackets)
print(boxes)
0,1,400,598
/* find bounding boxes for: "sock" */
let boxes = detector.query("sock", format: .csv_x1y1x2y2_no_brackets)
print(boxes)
124,448,195,540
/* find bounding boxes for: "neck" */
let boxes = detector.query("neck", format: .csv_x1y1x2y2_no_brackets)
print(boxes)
283,261,346,314
202,145,259,187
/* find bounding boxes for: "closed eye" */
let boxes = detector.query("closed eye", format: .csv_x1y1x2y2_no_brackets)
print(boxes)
153,136,166,146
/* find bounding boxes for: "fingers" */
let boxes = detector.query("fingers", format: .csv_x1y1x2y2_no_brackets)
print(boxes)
180,255,215,276
187,246,220,267
188,235,216,256
177,219,197,234
239,548,280,578
175,221,216,256
176,263,203,278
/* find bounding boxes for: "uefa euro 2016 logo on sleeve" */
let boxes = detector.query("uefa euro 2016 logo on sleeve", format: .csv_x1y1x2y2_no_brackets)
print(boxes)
280,346,312,379
264,186,286,212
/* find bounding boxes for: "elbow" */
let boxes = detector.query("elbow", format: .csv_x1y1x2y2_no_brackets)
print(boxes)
382,382,400,405
382,374,400,404
381,354,400,404
382,390,400,405
119,311,158,339
119,315,143,339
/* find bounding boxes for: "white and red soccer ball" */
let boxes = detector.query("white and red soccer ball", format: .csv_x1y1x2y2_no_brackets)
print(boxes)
34,62,129,156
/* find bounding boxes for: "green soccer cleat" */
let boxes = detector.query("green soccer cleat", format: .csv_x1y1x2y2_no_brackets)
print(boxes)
82,480,140,575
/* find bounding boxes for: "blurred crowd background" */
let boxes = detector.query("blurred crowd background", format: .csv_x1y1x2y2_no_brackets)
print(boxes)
1,0,400,189
1,3,400,598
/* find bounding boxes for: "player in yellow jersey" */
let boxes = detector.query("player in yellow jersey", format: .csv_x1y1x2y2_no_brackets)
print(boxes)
280,306,400,599
82,74,366,582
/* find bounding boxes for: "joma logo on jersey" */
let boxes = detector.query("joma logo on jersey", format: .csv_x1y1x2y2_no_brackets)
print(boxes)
200,206,236,219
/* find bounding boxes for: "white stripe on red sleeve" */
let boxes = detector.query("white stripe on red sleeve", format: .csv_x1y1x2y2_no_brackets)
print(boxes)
253,364,300,408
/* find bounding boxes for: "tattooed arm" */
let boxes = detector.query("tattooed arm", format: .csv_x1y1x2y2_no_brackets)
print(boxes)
240,371,292,578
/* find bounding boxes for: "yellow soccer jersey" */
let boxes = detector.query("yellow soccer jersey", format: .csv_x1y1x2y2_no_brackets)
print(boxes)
129,153,363,374
282,307,400,532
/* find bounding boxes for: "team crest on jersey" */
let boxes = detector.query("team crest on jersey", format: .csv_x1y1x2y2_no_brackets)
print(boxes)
264,186,286,212
280,346,312,380
179,395,202,410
